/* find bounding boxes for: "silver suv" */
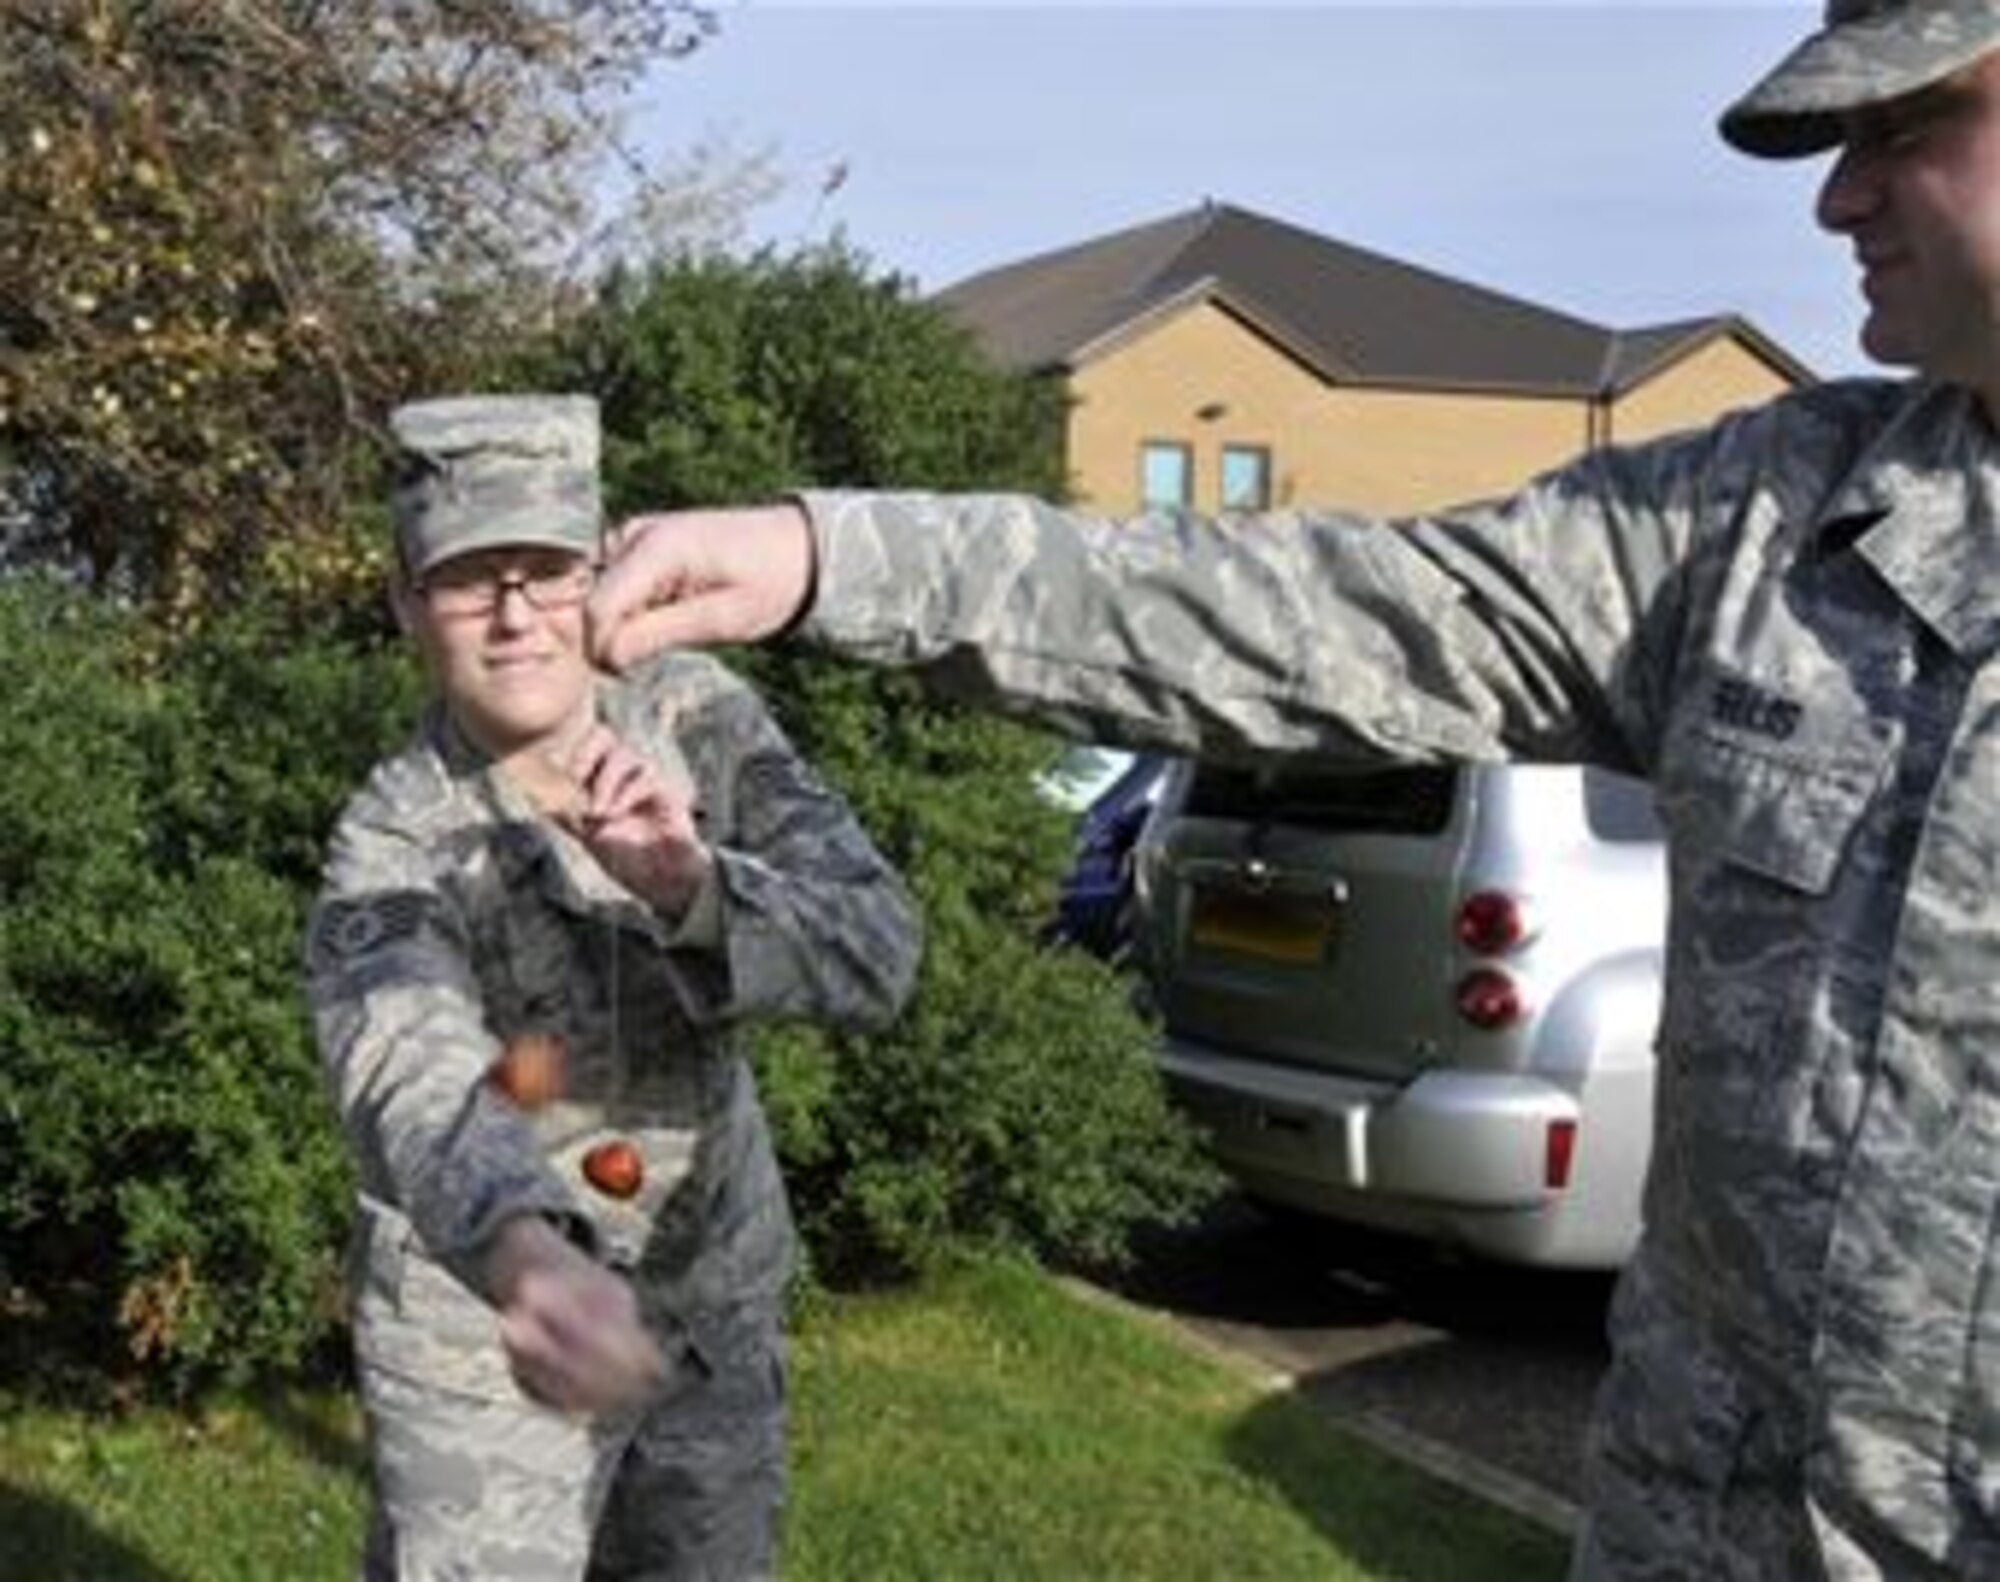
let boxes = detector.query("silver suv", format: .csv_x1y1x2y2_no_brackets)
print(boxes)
1131,760,1665,1270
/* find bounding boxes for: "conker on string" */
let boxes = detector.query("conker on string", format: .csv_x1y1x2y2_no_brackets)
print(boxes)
488,1030,566,1111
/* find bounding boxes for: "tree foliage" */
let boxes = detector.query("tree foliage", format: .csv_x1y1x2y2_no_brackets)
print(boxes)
548,244,1071,502
0,0,721,619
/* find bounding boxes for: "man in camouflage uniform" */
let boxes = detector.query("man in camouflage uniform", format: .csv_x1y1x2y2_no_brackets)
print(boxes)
576,5,2000,1579
306,393,920,1580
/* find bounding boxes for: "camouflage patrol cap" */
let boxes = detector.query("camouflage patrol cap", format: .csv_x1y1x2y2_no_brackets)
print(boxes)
1721,0,2000,159
389,394,603,576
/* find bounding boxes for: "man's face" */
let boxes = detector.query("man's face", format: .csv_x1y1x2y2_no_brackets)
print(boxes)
398,544,598,763
1818,53,2000,400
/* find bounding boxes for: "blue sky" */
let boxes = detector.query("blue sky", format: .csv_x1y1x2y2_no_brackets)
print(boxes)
636,3,1870,380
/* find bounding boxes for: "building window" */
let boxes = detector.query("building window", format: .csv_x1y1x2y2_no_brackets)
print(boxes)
1140,441,1192,509
1220,444,1272,511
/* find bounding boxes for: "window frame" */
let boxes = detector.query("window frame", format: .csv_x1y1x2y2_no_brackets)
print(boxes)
1139,439,1194,510
1219,443,1273,512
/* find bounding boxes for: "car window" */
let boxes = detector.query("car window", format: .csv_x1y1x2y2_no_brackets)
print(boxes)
1582,768,1664,845
1039,744,1136,812
1181,764,1458,835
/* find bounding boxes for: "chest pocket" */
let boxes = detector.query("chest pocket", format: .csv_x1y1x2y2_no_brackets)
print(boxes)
1658,670,1893,899
1675,729,1886,895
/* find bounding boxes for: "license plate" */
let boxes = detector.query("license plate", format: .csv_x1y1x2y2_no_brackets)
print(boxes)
1188,889,1331,964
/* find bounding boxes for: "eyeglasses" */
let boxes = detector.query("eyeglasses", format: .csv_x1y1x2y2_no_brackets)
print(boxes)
418,562,596,619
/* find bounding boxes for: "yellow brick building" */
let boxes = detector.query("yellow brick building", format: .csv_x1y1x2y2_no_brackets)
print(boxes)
935,202,1811,518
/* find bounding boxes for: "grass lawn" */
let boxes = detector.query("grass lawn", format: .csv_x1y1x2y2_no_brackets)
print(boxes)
1,1257,1568,1580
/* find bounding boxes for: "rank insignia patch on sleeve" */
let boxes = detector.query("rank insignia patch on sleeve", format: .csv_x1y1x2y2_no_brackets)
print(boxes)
310,892,430,969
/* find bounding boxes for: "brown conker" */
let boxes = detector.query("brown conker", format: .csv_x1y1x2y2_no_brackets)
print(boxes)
488,1030,566,1111
581,1139,644,1200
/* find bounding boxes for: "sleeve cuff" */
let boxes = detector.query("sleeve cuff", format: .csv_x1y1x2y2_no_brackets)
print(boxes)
663,856,725,950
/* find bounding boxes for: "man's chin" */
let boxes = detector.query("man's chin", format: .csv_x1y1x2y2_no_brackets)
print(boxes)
1856,315,1918,372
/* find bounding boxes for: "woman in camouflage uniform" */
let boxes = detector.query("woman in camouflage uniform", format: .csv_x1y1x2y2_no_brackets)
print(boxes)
307,394,920,1580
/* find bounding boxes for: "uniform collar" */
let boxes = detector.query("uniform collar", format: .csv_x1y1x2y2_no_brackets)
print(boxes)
1826,381,2000,658
421,690,663,932
423,684,610,783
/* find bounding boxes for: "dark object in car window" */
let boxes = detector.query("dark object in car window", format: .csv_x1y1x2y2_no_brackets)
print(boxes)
1582,768,1664,845
1182,764,1458,836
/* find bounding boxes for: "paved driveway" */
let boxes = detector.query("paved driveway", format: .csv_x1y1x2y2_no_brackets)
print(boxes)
1099,1194,1616,1535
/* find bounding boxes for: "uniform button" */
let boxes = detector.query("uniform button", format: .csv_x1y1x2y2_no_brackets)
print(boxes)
582,1138,644,1200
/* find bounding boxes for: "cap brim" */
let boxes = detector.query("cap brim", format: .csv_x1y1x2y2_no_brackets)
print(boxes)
406,512,600,578
1721,18,2000,160
1720,104,1846,161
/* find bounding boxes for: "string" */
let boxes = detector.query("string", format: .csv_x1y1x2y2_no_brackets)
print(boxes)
519,744,621,1093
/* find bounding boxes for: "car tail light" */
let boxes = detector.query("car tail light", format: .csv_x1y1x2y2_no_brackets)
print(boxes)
1544,1118,1578,1190
1453,967,1525,1030
1454,890,1526,955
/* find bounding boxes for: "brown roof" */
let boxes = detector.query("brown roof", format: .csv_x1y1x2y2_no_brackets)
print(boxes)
934,202,1814,397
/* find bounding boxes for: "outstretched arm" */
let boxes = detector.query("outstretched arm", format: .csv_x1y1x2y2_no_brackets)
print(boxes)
591,440,1711,776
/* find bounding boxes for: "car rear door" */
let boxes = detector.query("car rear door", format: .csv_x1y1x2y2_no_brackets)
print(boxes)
1137,762,1467,1082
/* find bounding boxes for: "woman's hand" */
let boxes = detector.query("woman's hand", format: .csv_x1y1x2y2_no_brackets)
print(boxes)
551,723,713,918
484,1216,667,1417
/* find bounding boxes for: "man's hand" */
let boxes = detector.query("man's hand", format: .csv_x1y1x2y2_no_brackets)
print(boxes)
586,502,815,672
484,1216,666,1417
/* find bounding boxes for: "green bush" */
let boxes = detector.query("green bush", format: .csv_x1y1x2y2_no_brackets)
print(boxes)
547,244,1069,502
760,926,1220,1282
734,652,1219,1283
147,577,425,892
0,579,417,1394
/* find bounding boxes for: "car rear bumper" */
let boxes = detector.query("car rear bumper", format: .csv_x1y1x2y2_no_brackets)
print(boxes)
1156,1037,1648,1269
